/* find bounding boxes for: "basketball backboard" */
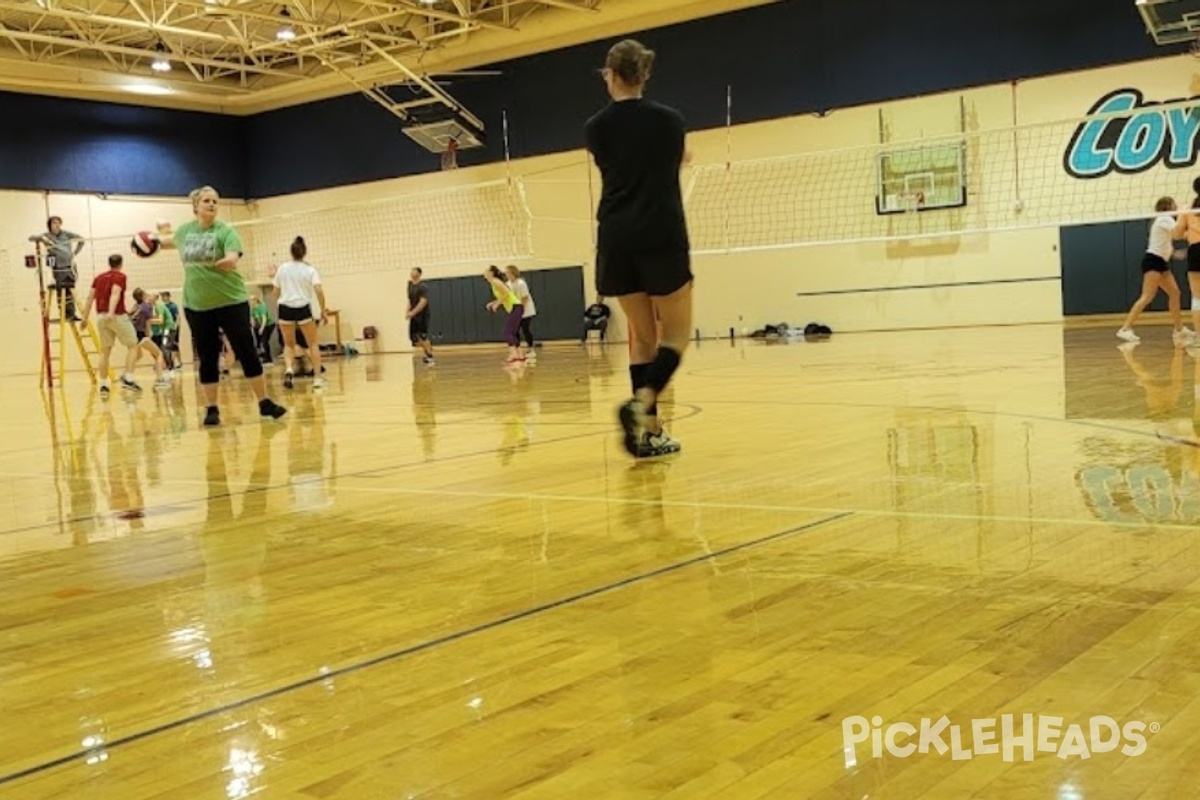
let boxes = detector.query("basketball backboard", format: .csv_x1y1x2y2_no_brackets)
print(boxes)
1136,0,1200,45
401,117,484,154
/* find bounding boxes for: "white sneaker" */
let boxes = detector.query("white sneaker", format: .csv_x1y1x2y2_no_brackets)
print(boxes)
312,377,328,390
1117,328,1140,342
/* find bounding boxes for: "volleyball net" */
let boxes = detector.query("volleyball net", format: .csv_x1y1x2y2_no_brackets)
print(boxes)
682,95,1200,252
6,94,1199,309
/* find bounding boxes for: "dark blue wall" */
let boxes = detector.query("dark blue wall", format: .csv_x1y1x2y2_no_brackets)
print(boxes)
245,0,1173,197
0,0,1177,198
0,90,246,197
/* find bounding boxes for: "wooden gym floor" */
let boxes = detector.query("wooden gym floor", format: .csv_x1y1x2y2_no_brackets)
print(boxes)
1,322,1199,799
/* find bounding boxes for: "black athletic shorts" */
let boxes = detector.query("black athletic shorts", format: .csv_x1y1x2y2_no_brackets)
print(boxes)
596,250,693,297
1143,253,1169,273
1188,243,1200,273
409,313,430,343
278,304,313,323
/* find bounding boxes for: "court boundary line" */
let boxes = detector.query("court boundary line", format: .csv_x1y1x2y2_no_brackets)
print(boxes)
794,275,1060,298
2,391,1195,541
0,511,853,788
0,403,706,541
317,481,1200,533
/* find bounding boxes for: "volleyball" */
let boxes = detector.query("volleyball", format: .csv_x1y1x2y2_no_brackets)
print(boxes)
131,231,159,258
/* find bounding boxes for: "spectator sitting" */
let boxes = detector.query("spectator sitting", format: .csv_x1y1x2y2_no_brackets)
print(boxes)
583,296,611,342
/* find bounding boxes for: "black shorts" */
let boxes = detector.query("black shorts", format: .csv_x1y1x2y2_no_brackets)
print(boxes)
1188,243,1200,273
596,250,693,297
278,304,313,323
1142,253,1169,273
409,313,430,343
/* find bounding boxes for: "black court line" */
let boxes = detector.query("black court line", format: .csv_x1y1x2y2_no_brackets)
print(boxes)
0,510,854,787
794,275,1059,298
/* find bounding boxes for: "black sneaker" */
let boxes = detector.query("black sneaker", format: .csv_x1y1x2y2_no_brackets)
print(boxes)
283,371,294,389
259,398,287,420
617,399,646,457
203,406,220,426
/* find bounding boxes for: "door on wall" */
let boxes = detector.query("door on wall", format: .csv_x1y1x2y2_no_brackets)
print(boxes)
421,266,586,345
1060,220,1192,315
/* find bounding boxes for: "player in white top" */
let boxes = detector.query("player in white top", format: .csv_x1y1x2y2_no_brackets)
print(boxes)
505,265,537,361
1118,197,1191,344
1172,175,1200,349
272,236,329,390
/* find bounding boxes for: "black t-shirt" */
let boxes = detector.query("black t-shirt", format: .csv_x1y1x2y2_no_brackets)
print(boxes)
408,281,429,317
584,303,611,320
584,98,689,257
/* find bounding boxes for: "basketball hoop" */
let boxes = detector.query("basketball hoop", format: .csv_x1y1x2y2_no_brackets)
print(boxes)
440,139,459,171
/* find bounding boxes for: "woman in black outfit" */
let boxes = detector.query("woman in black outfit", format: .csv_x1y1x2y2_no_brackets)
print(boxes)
585,39,693,458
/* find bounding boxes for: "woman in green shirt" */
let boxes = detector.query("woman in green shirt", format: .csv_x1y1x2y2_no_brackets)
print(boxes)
152,185,286,426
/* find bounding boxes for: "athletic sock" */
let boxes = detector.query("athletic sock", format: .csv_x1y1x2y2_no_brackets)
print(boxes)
645,346,682,395
629,362,657,417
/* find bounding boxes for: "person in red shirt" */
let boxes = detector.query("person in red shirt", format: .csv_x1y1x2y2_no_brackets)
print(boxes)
78,254,144,396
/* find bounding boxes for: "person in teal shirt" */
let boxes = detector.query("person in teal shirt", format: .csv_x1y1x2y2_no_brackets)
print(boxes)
151,292,177,370
152,185,286,426
250,294,276,365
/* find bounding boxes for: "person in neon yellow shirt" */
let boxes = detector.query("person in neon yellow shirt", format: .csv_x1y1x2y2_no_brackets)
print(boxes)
484,265,525,364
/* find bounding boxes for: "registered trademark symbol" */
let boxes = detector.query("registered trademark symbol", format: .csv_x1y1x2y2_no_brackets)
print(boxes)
1150,722,1161,734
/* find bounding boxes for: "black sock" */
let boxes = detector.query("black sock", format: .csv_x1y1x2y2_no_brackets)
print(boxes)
629,363,656,416
646,346,682,395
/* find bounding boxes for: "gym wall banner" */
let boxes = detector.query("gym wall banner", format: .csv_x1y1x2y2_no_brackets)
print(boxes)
1064,89,1200,179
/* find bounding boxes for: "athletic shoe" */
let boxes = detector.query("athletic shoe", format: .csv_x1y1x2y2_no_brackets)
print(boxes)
203,406,220,426
120,376,141,392
618,399,647,457
312,377,328,390
646,431,682,454
98,384,110,399
259,398,287,420
283,371,294,389
423,356,435,366
1117,328,1140,343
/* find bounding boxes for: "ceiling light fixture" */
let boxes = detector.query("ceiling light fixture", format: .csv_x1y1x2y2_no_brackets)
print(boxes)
276,7,296,41
150,42,171,72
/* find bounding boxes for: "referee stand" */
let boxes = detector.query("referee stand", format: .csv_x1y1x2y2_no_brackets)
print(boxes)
30,241,104,389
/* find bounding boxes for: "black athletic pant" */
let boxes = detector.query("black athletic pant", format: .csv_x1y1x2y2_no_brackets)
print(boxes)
518,317,535,348
51,282,77,320
256,323,276,363
185,301,263,385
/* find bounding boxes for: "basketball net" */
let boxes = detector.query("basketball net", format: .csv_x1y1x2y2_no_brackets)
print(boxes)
902,191,926,214
441,139,459,171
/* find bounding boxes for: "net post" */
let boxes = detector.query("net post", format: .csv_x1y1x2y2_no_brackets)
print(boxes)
723,84,732,254
502,109,517,258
